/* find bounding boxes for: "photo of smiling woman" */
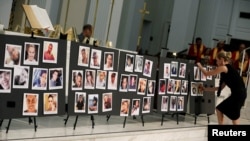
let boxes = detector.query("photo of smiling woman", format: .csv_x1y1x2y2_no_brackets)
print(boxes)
0,69,12,93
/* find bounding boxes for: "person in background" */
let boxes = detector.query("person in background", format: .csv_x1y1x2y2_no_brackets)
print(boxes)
78,24,98,46
210,40,226,66
231,43,246,66
197,51,246,125
187,37,206,63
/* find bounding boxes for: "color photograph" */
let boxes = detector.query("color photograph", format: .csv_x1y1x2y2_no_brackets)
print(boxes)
167,79,174,94
177,96,184,111
72,70,83,90
102,93,112,112
95,70,107,89
169,96,177,111
163,63,170,79
49,68,63,90
161,96,168,112
13,66,29,89
143,59,153,77
128,74,137,92
103,52,114,70
131,99,140,116
125,54,134,72
170,61,178,77
137,78,147,95
134,55,144,72
142,97,151,113
78,46,90,67
32,68,48,90
43,93,58,115
22,93,39,116
24,42,40,65
4,44,22,67
158,79,166,95
0,69,12,93
147,80,155,96
194,66,200,81
179,63,186,78
84,69,96,89
119,74,129,92
74,92,86,113
107,71,118,90
90,49,101,69
88,94,98,114
120,99,130,116
181,80,188,95
43,41,58,64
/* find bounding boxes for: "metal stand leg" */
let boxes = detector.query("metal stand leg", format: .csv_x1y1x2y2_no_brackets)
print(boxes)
33,117,37,132
141,115,144,126
176,113,179,125
6,119,12,133
0,119,3,127
73,115,78,130
123,117,127,128
161,114,164,126
106,115,111,122
28,117,32,124
194,114,198,125
207,114,210,124
91,115,95,129
64,114,69,125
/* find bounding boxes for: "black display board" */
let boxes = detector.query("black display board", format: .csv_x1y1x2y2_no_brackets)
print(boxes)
0,34,67,119
157,58,190,114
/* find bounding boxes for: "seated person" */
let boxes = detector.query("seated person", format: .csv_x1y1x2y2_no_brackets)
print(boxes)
187,37,206,63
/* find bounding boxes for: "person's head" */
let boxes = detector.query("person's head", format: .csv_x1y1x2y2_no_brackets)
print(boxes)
19,68,29,84
93,96,97,106
195,37,202,46
86,71,93,82
239,43,246,52
134,100,139,107
178,98,183,105
48,94,54,106
148,81,154,92
27,44,36,61
139,79,146,92
81,48,87,59
216,51,231,66
92,52,99,64
130,76,135,85
82,24,93,38
121,100,128,112
103,95,109,102
146,61,150,69
47,43,53,53
121,76,128,89
111,73,116,83
165,66,169,73
217,40,225,49
105,54,113,67
26,94,37,112
51,70,59,81
79,95,83,102
39,70,47,87
7,45,20,64
99,71,105,81
76,72,82,86
127,56,132,66
0,71,10,89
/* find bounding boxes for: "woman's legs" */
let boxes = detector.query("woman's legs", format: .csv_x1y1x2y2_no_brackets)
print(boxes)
216,108,224,124
232,119,240,125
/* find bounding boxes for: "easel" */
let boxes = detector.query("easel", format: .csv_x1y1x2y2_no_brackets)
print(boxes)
3,117,37,133
122,115,145,128
193,113,211,124
161,113,180,126
64,114,95,130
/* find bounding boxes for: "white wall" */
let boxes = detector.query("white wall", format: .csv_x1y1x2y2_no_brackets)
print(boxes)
0,0,13,29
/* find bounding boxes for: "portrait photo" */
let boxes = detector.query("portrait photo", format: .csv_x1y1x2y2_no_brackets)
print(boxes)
134,55,144,72
167,79,175,94
147,80,155,96
120,99,130,116
90,49,101,69
197,82,204,96
201,67,207,81
161,96,169,112
173,79,181,94
49,68,63,90
43,93,58,114
124,54,134,72
170,61,178,77
4,44,22,67
103,52,114,70
74,92,86,113
119,74,129,92
43,41,58,63
191,82,198,96
0,69,12,93
128,74,137,92
170,96,177,111
181,80,188,95
194,66,200,81
32,68,48,90
177,96,184,111
84,69,96,89
102,93,112,112
163,63,170,79
179,63,186,78
88,94,98,114
23,42,40,65
78,46,90,67
158,79,166,95
137,78,147,95
71,70,83,90
107,71,118,90
13,66,29,89
96,70,107,89
142,97,151,113
22,93,38,116
143,59,153,77
131,99,140,116
206,66,212,80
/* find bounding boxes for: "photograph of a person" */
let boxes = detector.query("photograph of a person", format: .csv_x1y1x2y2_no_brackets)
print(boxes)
23,42,39,65
179,63,186,78
22,93,38,116
43,41,58,63
206,66,212,80
147,80,155,96
181,80,188,95
103,52,114,70
191,82,198,96
4,44,21,67
78,46,90,67
167,79,174,94
194,66,200,80
74,92,86,113
107,71,117,90
170,96,177,111
88,94,98,114
124,54,134,72
119,74,129,92
13,66,29,89
177,96,184,111
170,61,178,77
72,70,83,90
0,69,11,93
142,97,151,113
201,67,207,81
143,59,153,77
161,96,168,112
137,78,147,95
158,79,166,95
102,93,112,112
90,49,101,69
197,82,204,96
95,70,107,89
120,99,130,116
84,69,96,89
43,93,58,114
128,74,137,91
134,55,144,72
131,99,140,116
173,79,181,94
32,68,48,90
49,68,63,90
163,63,170,78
